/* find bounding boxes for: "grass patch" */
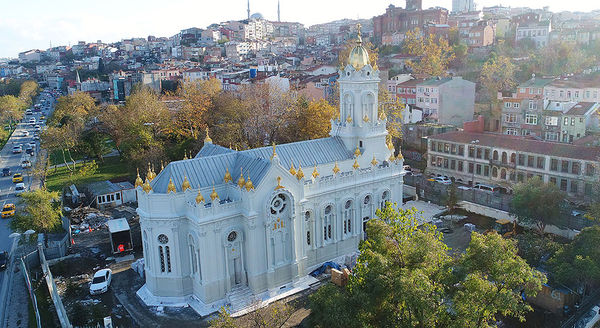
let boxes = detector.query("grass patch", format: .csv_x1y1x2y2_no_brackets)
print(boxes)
0,125,15,150
48,149,85,167
30,279,59,328
45,156,131,192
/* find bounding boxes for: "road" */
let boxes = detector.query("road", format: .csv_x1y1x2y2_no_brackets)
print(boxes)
0,89,56,297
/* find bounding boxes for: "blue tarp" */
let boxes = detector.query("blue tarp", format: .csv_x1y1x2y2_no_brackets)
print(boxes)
310,261,341,277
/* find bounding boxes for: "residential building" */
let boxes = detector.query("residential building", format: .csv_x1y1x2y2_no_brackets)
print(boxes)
515,20,551,47
390,78,422,105
516,76,554,100
544,77,600,103
452,0,475,14
372,4,448,42
416,76,476,126
18,50,42,63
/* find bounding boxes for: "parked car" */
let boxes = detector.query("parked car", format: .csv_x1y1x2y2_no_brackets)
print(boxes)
0,251,8,270
90,269,112,295
14,183,26,195
25,109,32,115
21,130,29,137
33,134,40,140
434,176,452,185
1,204,15,218
12,145,22,154
12,173,23,183
473,184,500,193
21,160,31,169
2,168,10,176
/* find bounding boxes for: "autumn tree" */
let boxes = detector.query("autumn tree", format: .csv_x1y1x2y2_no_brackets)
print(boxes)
378,86,404,141
209,302,294,328
288,97,337,141
403,28,455,76
479,55,517,103
0,95,26,127
18,80,39,106
11,189,62,233
510,176,565,235
206,91,248,149
174,78,221,140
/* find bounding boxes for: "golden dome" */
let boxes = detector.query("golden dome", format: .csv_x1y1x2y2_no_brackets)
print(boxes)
371,155,378,166
312,165,320,179
196,189,205,203
332,161,340,175
245,175,254,191
348,24,370,71
289,160,297,176
167,178,176,193
354,145,361,157
135,168,143,188
142,178,152,193
224,167,232,183
353,159,360,170
237,169,245,188
210,186,219,201
181,175,191,191
296,165,304,180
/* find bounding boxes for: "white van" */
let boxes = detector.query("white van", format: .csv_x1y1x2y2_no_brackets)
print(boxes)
473,184,500,193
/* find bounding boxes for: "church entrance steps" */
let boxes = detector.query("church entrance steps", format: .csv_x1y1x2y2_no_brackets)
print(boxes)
226,285,255,313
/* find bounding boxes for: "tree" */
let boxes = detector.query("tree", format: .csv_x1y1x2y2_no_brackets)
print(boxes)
209,302,294,328
0,95,26,127
445,183,459,214
510,176,565,235
516,231,561,267
18,80,39,106
11,189,62,233
479,55,517,103
378,86,404,141
403,28,455,76
173,78,221,140
289,97,337,141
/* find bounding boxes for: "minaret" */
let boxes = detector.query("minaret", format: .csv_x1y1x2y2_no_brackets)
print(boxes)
247,0,250,19
277,0,281,22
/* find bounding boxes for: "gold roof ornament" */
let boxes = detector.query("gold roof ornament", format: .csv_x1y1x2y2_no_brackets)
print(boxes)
389,153,396,162
223,167,232,183
312,164,320,179
245,175,254,191
204,127,212,143
332,161,340,175
146,164,153,181
371,155,378,166
296,165,304,180
348,23,370,71
183,151,189,160
387,141,395,151
354,145,361,157
142,178,152,193
237,168,245,188
289,160,297,176
195,189,205,203
134,168,143,188
346,114,353,123
181,175,191,191
210,185,219,201
275,176,284,190
270,143,277,160
363,114,370,123
396,152,404,160
160,161,165,172
353,159,360,170
167,177,177,193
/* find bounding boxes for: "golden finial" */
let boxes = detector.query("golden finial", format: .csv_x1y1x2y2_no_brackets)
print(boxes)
389,153,396,162
289,160,297,176
275,176,284,190
181,175,191,191
296,164,304,180
223,167,232,183
204,127,212,143
353,159,360,170
135,168,143,188
183,151,189,160
151,164,156,179
146,163,153,181
167,177,176,193
332,161,340,175
270,142,277,160
195,189,205,203
371,155,378,166
387,141,394,151
245,175,254,191
237,168,245,188
312,164,320,179
356,23,363,44
396,152,404,160
379,110,387,120
346,114,352,123
142,178,152,193
363,114,370,122
160,161,165,172
354,145,361,157
210,185,219,201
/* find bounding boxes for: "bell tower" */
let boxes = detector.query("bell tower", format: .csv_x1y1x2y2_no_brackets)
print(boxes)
331,24,390,163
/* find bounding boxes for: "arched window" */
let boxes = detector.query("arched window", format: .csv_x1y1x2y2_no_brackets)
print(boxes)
343,200,353,236
500,169,507,180
158,234,171,273
305,211,311,246
143,231,150,270
380,191,389,209
493,150,499,161
188,235,198,276
159,246,165,272
492,167,498,178
362,195,372,239
510,153,516,164
323,205,333,243
501,152,508,164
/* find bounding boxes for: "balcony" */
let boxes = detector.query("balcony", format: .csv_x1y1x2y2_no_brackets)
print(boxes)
489,159,516,169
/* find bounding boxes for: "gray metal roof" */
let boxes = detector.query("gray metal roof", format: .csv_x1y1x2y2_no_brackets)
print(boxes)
151,137,353,193
86,180,121,196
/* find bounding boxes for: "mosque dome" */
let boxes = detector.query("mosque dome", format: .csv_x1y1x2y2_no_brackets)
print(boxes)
348,24,370,71
250,12,264,20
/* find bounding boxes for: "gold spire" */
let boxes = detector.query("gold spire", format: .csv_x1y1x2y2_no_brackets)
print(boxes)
296,165,304,180
379,110,387,120
354,145,361,157
195,189,205,203
270,143,277,160
167,177,176,193
371,155,378,166
275,176,284,190
363,114,370,122
237,168,245,188
332,161,340,175
181,175,191,191
160,161,165,172
312,164,320,179
204,127,212,143
348,23,370,71
396,152,404,160
183,151,189,160
346,114,353,123
387,141,394,151
142,178,152,193
223,167,232,183
146,164,153,181
245,175,254,191
389,153,396,162
135,168,143,188
210,185,219,201
289,160,297,176
353,159,360,170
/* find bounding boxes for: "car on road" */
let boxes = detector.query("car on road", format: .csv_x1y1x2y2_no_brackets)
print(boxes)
12,145,22,154
40,115,46,120
90,269,112,295
28,118,36,125
34,125,41,132
2,168,10,176
1,204,15,218
0,251,8,270
433,176,452,185
12,173,23,183
15,183,26,195
21,160,31,168
22,130,30,137
33,134,40,140
25,109,32,115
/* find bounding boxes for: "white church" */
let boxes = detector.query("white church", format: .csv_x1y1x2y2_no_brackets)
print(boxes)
135,30,405,314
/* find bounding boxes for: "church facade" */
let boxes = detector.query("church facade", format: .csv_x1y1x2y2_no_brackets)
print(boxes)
136,33,405,311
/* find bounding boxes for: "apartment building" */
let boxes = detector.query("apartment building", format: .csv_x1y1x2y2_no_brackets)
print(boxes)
544,77,600,103
515,20,551,47
516,77,554,99
501,97,544,137
427,131,600,200
416,76,475,126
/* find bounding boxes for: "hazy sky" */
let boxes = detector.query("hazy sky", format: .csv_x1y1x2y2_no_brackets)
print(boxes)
0,0,598,58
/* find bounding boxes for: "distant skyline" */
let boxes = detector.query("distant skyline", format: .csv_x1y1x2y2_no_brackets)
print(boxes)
0,0,599,58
